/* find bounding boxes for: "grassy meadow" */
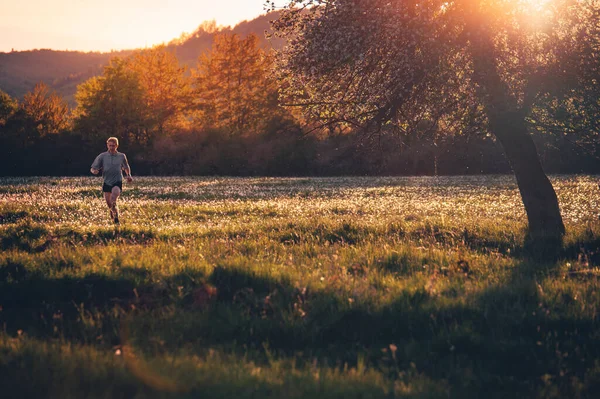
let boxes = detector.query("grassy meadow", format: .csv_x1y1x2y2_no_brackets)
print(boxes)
1,175,600,398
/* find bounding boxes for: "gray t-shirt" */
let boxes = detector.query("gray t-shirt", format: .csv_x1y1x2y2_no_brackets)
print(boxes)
91,151,130,185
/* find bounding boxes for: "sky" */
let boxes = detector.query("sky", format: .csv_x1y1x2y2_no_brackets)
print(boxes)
1,0,279,53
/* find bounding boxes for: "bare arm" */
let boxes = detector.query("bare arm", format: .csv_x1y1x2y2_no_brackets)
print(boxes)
123,167,133,182
122,155,133,182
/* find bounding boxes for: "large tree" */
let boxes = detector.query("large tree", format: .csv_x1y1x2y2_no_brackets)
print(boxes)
271,0,599,242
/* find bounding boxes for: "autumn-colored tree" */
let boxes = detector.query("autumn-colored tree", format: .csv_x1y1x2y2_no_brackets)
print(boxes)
75,47,190,149
0,84,72,174
192,33,283,136
1,82,70,149
272,0,600,244
20,82,70,137
74,57,147,146
130,45,192,135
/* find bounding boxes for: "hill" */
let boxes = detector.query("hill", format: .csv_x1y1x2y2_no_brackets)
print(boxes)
0,49,132,104
167,13,283,66
0,12,280,106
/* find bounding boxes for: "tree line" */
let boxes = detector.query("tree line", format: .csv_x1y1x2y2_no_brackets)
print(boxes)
0,30,598,178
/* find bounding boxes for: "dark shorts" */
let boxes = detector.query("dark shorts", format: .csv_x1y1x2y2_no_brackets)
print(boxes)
102,181,123,193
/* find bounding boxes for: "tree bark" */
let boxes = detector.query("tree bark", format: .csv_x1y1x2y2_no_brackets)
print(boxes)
469,31,565,240
487,110,565,238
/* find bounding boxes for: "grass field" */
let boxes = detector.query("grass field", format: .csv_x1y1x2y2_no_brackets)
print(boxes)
1,175,600,398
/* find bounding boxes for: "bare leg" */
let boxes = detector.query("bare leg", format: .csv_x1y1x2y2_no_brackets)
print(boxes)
111,186,122,223
110,186,121,207
104,192,113,209
104,191,115,221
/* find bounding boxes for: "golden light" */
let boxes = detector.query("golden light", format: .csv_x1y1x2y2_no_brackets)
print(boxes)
516,0,555,29
521,0,553,10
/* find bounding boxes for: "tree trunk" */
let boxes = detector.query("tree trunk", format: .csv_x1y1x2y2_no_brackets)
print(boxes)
469,30,565,240
488,110,565,238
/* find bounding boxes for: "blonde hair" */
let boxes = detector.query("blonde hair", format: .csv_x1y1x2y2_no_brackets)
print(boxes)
106,137,119,146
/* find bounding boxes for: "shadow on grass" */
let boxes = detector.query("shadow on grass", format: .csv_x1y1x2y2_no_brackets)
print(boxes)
460,228,600,264
563,234,600,266
2,257,600,397
0,222,157,252
130,263,598,397
0,264,207,343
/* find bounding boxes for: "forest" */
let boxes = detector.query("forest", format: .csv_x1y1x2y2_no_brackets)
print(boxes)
0,8,598,178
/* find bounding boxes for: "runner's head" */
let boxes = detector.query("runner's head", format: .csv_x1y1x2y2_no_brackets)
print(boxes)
106,137,119,153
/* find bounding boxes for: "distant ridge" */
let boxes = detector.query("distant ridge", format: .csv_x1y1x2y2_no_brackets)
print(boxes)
167,12,283,66
0,12,281,105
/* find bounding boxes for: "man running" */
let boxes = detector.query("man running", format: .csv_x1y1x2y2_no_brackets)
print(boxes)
90,137,133,224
